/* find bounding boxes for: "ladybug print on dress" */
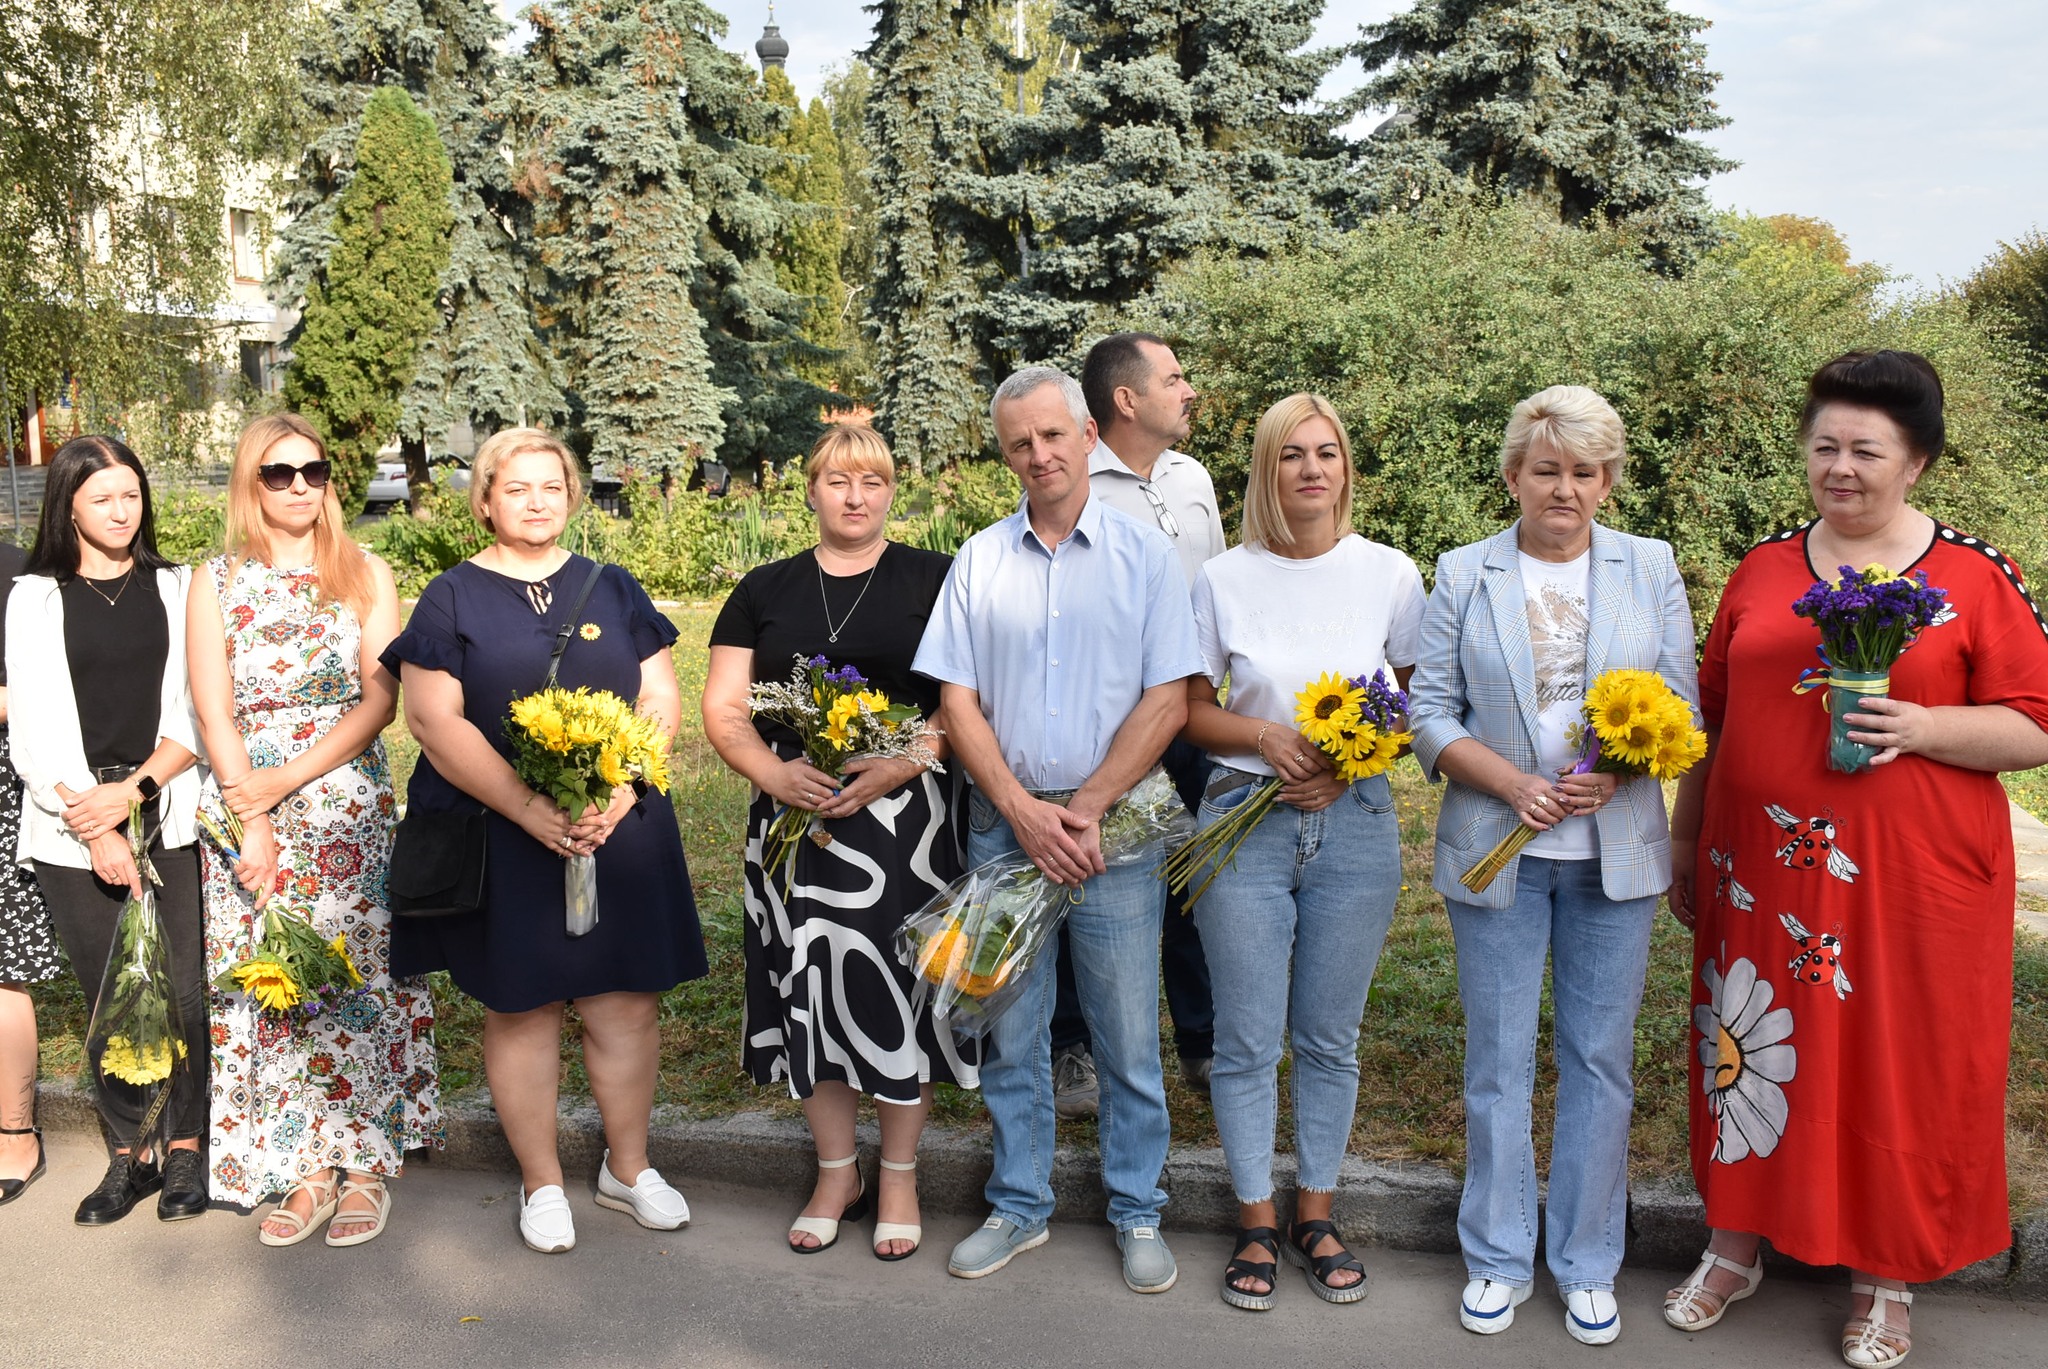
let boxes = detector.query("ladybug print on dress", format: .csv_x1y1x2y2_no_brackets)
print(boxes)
1765,804,1861,883
1780,913,1854,1000
1709,848,1756,911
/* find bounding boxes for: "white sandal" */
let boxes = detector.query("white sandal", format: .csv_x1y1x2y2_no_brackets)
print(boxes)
258,1169,340,1248
788,1154,868,1254
872,1157,921,1262
1842,1282,1913,1368
1663,1248,1763,1330
325,1174,391,1247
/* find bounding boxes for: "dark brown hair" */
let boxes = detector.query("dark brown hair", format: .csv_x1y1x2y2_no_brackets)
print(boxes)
1799,350,1946,468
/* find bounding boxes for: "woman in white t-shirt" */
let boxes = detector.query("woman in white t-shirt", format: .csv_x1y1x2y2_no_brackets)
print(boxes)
1408,387,1698,1347
1182,393,1425,1312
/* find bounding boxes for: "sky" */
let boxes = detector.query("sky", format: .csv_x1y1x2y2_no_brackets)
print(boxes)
529,1,2048,289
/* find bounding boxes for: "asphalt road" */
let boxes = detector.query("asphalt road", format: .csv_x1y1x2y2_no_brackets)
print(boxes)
4,1132,2042,1369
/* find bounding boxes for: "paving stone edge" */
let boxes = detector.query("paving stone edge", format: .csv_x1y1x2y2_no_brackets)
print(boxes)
37,1079,2042,1298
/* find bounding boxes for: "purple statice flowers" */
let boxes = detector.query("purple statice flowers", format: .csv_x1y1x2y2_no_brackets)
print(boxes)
806,655,867,687
1353,671,1410,731
1792,564,1950,672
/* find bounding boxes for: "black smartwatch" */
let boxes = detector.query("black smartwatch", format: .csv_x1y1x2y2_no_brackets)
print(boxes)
133,773,161,803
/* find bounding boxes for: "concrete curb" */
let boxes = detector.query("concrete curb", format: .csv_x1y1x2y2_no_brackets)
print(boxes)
38,1079,2043,1298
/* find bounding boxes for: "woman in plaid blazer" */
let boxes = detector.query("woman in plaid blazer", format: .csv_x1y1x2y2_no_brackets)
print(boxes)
1409,386,1698,1347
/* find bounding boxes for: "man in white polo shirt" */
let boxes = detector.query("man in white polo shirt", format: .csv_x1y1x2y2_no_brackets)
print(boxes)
1043,333,1227,1121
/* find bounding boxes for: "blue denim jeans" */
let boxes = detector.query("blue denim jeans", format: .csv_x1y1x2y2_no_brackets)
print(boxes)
968,789,1171,1233
1446,856,1656,1293
1191,769,1401,1202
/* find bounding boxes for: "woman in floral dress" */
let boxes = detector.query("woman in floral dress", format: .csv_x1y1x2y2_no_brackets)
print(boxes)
188,414,441,1246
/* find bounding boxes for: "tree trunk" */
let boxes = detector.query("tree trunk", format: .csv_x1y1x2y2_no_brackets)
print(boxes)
402,434,432,513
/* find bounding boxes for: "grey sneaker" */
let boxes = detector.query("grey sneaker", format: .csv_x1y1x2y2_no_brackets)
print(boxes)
948,1215,1049,1279
1053,1045,1100,1119
1119,1225,1178,1293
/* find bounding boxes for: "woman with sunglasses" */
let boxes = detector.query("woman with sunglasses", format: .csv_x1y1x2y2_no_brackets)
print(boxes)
186,415,441,1246
5,435,207,1224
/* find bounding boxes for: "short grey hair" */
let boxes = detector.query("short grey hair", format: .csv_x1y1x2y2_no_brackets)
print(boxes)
990,366,1091,433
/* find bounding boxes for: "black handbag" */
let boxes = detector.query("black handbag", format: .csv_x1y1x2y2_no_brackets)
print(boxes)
388,561,607,918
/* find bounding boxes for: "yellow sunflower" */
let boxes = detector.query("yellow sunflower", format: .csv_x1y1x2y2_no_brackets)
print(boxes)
598,746,630,788
233,957,303,1014
329,934,366,988
1294,673,1365,748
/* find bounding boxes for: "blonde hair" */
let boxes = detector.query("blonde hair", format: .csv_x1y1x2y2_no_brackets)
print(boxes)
1240,393,1355,550
469,427,584,530
804,423,895,485
226,414,375,620
1500,385,1628,481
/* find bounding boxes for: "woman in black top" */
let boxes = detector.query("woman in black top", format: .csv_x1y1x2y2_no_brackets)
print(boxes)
4,437,206,1224
0,538,64,1207
704,423,972,1261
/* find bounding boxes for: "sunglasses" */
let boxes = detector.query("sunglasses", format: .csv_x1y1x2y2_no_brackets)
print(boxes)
257,460,332,492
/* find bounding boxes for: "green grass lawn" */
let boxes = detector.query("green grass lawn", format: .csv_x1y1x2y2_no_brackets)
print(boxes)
30,603,2048,1213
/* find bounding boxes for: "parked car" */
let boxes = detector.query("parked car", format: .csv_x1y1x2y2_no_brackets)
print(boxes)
362,452,472,512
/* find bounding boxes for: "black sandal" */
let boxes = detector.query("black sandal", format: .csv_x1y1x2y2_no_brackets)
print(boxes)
1285,1218,1369,1304
1221,1225,1282,1311
0,1124,44,1205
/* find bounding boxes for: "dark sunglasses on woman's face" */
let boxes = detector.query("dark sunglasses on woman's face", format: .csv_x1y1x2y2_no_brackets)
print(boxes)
257,460,332,492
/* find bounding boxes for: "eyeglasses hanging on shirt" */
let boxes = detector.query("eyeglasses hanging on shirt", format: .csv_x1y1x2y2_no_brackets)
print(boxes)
1137,480,1181,539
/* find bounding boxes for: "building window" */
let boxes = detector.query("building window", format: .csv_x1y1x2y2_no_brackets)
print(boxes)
239,341,284,395
230,208,267,282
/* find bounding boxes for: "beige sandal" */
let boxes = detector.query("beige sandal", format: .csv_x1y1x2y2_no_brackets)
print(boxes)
325,1173,391,1248
258,1169,340,1247
872,1157,921,1262
1663,1248,1763,1330
1842,1282,1912,1368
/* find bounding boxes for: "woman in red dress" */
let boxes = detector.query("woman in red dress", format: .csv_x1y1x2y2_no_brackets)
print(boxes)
1665,351,2048,1368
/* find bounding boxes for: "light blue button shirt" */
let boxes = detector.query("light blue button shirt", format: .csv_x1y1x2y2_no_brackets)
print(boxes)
913,495,1202,790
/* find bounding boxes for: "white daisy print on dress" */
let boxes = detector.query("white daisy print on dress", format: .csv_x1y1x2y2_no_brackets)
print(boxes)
1696,955,1797,1163
1779,913,1853,1000
1709,848,1755,911
1765,805,1860,883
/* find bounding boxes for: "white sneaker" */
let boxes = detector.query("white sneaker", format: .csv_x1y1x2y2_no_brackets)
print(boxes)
519,1183,576,1253
1460,1277,1532,1334
593,1150,690,1230
1565,1288,1621,1345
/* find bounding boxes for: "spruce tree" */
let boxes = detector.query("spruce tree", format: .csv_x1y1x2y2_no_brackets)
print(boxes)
863,1,1014,469
283,87,453,511
1351,0,1736,269
511,1,728,477
981,0,1346,366
763,66,848,379
272,0,561,501
821,60,879,398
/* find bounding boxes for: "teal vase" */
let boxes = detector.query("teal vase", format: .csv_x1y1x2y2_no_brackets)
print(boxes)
1826,670,1890,774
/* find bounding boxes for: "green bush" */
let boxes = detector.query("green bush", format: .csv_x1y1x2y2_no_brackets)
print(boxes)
153,487,228,564
1165,201,2048,629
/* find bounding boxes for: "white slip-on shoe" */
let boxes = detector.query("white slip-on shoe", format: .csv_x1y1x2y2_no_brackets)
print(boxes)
1460,1277,1533,1334
519,1184,576,1253
1565,1288,1621,1345
593,1149,690,1230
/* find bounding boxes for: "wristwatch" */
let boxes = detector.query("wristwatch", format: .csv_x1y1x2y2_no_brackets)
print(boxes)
133,773,161,803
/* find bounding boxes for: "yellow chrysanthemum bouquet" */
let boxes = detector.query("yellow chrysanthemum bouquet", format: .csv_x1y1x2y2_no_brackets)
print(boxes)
1459,668,1707,893
747,654,940,884
1158,671,1413,907
84,806,191,1128
505,685,672,936
200,806,369,1018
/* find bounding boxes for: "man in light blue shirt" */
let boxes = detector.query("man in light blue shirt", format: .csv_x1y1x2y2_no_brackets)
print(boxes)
914,365,1201,1294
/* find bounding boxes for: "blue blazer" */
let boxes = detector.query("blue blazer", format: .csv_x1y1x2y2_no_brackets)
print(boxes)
1409,522,1699,909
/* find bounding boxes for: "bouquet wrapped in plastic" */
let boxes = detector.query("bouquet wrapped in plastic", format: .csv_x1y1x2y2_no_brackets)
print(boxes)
505,685,672,937
84,805,192,1144
897,767,1190,1040
1791,563,1949,774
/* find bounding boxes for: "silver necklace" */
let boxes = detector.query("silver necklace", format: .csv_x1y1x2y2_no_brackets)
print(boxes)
818,557,879,645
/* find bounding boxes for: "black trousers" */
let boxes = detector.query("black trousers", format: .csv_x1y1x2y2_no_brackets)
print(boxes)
37,845,208,1150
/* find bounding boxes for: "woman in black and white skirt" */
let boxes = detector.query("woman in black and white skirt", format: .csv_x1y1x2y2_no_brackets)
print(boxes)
703,423,975,1261
0,537,64,1208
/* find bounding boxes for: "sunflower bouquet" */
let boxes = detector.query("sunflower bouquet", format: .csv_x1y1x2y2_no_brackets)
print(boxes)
1158,671,1412,907
83,806,191,1138
747,654,941,883
198,804,369,1019
897,768,1190,1040
1459,668,1707,893
505,685,673,936
1791,563,1949,774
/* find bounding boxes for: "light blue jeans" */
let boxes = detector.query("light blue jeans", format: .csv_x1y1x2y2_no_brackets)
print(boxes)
1446,856,1656,1294
1191,770,1401,1202
968,789,1170,1233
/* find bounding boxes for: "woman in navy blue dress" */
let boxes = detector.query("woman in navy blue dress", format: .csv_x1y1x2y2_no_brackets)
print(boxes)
382,428,705,1255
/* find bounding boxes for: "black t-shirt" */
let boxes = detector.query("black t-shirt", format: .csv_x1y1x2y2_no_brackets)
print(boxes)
710,542,952,750
62,569,168,772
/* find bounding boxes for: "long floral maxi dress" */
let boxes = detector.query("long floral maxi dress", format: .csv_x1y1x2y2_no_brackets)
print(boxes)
1689,524,2048,1281
200,556,443,1208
